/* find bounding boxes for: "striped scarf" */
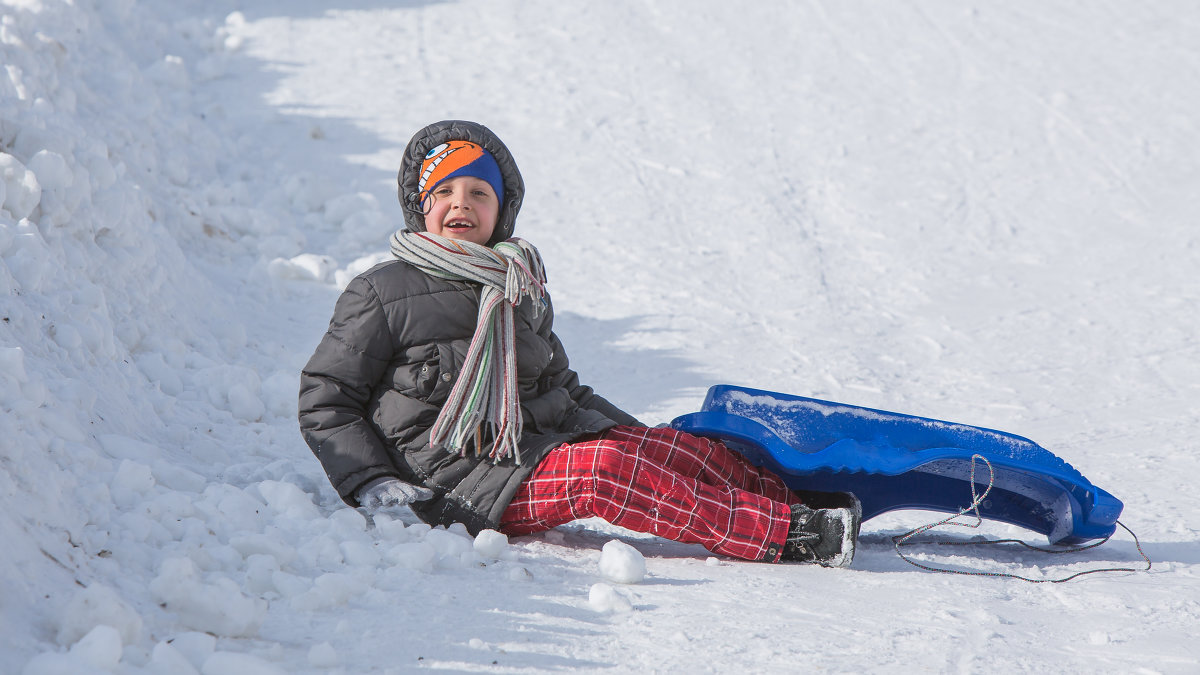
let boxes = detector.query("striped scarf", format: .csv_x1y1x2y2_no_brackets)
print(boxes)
389,230,548,463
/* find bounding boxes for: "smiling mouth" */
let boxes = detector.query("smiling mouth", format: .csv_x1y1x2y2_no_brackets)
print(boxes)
444,219,474,229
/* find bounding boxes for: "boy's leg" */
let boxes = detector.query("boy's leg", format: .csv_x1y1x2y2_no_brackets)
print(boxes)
600,426,794,503
499,437,791,562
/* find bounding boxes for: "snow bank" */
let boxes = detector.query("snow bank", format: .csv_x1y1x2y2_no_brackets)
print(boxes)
1,1,406,670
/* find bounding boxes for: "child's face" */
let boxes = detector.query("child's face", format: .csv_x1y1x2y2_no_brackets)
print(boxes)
423,176,499,246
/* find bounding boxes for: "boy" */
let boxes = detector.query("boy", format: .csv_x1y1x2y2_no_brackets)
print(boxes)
299,120,859,566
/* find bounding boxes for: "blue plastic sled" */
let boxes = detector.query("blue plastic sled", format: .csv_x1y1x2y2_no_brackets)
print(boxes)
670,385,1122,545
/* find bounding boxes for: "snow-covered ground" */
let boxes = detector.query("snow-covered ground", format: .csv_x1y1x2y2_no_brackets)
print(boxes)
3,0,1198,672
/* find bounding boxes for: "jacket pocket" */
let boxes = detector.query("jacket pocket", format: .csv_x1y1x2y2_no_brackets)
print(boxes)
388,344,440,399
429,341,466,403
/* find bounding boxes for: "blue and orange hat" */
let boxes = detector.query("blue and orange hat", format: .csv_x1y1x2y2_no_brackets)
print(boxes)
417,140,505,209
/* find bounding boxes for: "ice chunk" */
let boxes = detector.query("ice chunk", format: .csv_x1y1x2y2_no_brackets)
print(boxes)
111,459,156,509
151,640,201,675
339,539,380,567
0,152,41,220
0,346,28,383
425,527,473,559
167,632,216,671
229,533,297,565
384,541,437,572
149,558,266,637
290,572,368,611
56,583,143,647
67,625,123,670
266,253,337,283
258,479,321,521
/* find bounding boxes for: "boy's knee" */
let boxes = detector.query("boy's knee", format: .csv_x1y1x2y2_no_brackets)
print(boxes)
588,441,635,474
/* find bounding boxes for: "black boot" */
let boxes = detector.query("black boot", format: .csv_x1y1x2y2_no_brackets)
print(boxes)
781,499,861,568
790,489,859,512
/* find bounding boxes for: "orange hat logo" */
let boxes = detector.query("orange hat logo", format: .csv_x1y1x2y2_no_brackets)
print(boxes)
418,141,486,194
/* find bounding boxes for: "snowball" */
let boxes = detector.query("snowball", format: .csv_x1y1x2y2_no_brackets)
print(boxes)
56,583,143,647
307,642,338,668
473,529,511,559
201,651,287,675
588,583,633,613
150,557,266,637
598,539,646,584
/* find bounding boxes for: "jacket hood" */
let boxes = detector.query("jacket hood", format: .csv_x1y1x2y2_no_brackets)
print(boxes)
397,120,525,245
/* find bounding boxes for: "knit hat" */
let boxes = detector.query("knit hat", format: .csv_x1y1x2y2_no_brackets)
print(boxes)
418,140,505,208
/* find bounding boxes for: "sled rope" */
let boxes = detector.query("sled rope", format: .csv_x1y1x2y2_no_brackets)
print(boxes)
891,454,1151,582
390,231,547,462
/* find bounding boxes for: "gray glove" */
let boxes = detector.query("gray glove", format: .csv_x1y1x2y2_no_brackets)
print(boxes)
357,477,435,510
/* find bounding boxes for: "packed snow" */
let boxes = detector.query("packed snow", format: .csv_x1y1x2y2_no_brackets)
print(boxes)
3,0,1199,672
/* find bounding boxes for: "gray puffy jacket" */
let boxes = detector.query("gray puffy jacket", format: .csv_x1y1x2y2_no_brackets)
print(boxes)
298,120,639,533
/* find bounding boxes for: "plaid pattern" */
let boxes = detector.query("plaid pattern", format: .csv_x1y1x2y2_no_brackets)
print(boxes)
499,426,793,561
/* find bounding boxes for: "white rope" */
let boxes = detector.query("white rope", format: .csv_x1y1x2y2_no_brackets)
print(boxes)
892,454,1152,582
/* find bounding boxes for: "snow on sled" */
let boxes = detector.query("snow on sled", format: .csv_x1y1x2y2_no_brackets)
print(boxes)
670,385,1122,545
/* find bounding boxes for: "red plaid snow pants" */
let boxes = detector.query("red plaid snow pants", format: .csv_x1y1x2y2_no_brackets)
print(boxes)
499,425,793,562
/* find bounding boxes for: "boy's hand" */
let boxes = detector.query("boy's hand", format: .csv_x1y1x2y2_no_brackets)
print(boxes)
357,477,435,510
